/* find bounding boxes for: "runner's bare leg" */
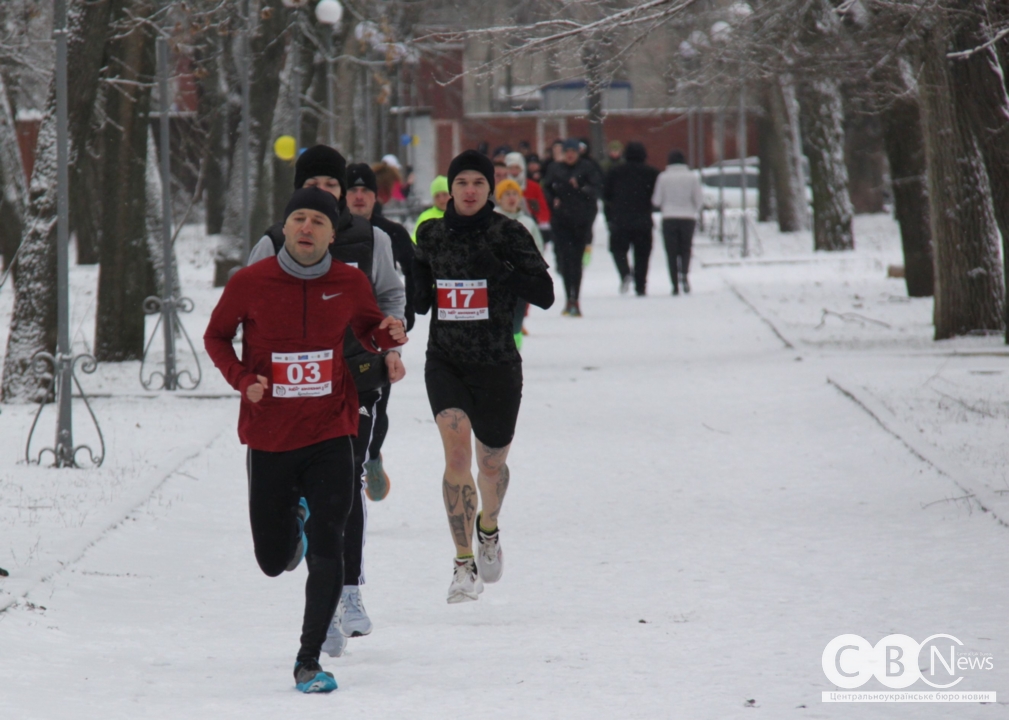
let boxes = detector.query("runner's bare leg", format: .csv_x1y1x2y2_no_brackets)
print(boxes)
436,409,478,557
476,441,512,531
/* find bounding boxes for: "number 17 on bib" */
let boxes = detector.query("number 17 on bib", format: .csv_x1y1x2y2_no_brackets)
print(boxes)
436,279,489,321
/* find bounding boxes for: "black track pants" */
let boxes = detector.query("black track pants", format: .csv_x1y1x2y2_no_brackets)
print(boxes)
610,224,654,295
552,218,592,302
661,218,695,290
248,436,355,663
343,387,383,586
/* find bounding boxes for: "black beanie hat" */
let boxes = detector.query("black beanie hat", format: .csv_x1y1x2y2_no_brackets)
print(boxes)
294,145,348,192
346,163,378,194
284,187,341,233
448,149,496,194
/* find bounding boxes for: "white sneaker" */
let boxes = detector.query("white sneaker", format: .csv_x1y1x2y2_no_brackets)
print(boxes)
475,521,503,584
339,586,373,637
446,557,483,604
321,623,347,657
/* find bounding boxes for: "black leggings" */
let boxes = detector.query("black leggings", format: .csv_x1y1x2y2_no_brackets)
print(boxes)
552,219,593,302
344,386,384,586
661,218,695,290
248,436,355,663
368,382,391,461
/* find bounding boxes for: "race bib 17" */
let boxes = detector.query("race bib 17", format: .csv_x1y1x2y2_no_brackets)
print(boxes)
436,279,488,321
271,350,333,398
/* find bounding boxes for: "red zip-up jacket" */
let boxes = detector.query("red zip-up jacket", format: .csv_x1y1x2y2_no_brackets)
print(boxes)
204,257,400,452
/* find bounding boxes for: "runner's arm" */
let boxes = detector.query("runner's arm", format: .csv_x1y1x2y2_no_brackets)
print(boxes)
413,245,435,315
503,267,554,309
350,274,406,352
371,227,406,320
472,237,554,310
203,278,260,396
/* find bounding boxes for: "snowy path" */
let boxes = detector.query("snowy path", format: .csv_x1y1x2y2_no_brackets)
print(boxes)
2,223,1008,718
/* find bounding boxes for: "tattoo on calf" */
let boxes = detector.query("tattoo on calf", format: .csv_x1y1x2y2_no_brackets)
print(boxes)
448,512,469,548
443,477,461,511
497,464,510,503
462,485,477,528
487,465,510,526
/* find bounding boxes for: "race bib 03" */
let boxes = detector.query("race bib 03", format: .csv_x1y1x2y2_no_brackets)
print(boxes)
271,350,333,398
436,279,489,321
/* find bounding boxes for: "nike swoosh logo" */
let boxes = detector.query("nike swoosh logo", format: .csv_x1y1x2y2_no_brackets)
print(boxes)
322,293,342,300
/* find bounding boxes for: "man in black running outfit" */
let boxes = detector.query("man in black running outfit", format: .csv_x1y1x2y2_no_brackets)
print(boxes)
414,150,555,603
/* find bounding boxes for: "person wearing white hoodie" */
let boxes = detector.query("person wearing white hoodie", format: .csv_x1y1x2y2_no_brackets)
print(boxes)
652,150,704,295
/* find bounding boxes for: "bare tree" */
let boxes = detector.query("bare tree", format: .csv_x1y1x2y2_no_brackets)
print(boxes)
918,14,1004,339
880,63,933,298
2,0,118,402
0,69,26,272
94,0,158,361
766,78,809,232
947,0,1009,341
212,0,288,286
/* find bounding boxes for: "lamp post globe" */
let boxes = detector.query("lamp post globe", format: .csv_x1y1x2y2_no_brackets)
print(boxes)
315,0,343,25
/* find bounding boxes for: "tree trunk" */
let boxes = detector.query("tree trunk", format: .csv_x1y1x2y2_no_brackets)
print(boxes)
144,127,179,299
799,78,855,251
880,76,933,298
843,109,887,215
271,44,297,221
947,0,1009,342
213,0,287,286
94,2,156,362
70,94,103,265
2,0,117,402
766,78,808,232
583,37,606,163
756,105,776,222
0,70,26,273
196,33,227,236
918,24,1005,340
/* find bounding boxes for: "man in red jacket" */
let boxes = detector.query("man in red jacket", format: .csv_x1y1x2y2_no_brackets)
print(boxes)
204,187,407,694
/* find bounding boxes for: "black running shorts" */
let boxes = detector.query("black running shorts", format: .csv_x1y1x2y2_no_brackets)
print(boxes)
424,354,523,449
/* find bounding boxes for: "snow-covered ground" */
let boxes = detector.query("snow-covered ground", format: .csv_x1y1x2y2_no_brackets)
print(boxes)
1,214,1007,718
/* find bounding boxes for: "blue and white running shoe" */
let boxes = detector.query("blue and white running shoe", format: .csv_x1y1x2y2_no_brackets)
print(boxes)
293,659,337,693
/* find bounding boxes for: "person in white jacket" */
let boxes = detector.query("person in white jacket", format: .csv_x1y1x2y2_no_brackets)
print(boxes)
651,150,704,294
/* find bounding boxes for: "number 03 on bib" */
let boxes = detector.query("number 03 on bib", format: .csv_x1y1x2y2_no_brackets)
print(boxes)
436,279,489,321
272,350,334,398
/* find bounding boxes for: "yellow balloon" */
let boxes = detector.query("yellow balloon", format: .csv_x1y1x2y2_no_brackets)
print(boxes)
274,135,297,161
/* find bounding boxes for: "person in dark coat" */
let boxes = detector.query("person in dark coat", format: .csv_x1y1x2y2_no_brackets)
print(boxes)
602,141,659,296
541,138,603,317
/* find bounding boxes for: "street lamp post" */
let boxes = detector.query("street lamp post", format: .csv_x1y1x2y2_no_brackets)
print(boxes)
240,0,251,260
738,84,749,257
139,35,201,392
25,0,104,467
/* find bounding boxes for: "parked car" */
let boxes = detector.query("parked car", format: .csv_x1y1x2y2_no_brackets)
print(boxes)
700,166,760,210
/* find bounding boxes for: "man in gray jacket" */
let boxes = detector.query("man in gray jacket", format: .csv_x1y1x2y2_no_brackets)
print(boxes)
652,150,704,295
